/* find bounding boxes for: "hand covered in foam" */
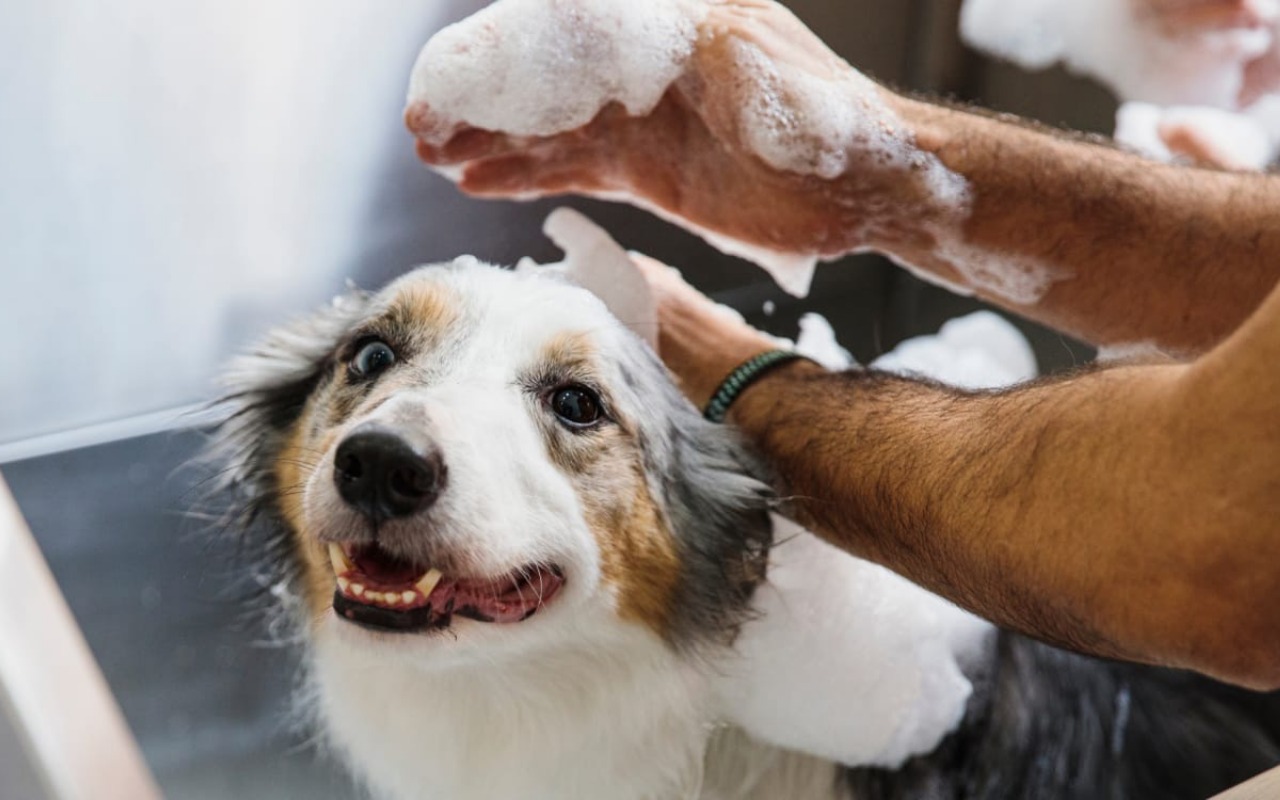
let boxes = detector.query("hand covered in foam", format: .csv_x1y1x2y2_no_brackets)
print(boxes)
405,0,965,296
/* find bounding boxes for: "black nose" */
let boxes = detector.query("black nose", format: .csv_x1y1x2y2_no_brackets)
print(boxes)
333,428,446,520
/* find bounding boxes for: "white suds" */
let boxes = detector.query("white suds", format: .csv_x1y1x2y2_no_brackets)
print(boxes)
717,519,992,769
728,37,966,201
794,312,856,370
873,310,1038,389
717,310,1036,768
408,0,704,139
933,239,1065,306
1094,340,1171,364
595,188,821,296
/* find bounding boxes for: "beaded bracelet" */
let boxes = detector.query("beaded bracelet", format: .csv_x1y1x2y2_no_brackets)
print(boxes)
702,350,814,423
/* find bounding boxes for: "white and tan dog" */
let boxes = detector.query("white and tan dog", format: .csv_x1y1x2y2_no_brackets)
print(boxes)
212,213,1280,800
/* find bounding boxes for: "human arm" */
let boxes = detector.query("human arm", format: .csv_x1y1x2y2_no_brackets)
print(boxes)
408,0,1280,355
637,255,1280,690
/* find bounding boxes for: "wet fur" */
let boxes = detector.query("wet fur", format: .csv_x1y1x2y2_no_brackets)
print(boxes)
210,260,1279,799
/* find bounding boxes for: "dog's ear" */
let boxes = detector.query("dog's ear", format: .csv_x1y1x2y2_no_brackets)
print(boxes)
208,291,372,522
540,208,660,349
619,344,774,652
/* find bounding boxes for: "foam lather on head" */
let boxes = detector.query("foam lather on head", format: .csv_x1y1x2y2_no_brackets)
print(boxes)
408,0,704,139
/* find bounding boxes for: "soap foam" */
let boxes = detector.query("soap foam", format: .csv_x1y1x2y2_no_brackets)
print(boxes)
717,310,1036,768
408,0,704,139
934,238,1066,306
794,312,856,370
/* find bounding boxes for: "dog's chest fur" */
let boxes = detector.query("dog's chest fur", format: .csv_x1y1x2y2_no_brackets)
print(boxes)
312,619,838,800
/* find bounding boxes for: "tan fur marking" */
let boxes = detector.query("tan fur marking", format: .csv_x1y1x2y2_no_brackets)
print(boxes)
581,465,682,636
537,331,606,383
388,282,461,335
277,412,339,619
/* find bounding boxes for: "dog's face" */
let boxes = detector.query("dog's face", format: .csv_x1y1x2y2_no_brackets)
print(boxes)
217,259,770,668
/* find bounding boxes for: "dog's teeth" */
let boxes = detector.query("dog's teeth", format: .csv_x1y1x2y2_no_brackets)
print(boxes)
415,568,444,597
402,591,416,604
368,591,383,603
352,583,366,598
337,577,351,592
328,543,354,575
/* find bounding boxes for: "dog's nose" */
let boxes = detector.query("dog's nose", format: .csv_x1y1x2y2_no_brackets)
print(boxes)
333,428,446,520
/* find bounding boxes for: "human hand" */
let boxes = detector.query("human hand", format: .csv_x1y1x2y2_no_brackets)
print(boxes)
629,253,777,409
1132,0,1280,104
406,0,955,265
1135,0,1276,32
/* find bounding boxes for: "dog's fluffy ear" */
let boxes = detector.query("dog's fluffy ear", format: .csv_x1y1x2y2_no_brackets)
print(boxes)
209,291,371,523
617,343,774,652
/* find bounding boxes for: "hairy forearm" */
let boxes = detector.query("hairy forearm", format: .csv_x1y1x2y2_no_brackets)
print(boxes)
870,96,1280,355
730,358,1280,688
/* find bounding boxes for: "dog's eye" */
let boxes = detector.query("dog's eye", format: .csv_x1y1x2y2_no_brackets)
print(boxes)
350,339,396,379
550,385,603,428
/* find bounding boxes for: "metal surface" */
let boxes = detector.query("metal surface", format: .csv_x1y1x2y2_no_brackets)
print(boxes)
0,0,1110,796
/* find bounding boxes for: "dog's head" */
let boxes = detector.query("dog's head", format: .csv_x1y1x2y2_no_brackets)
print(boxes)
214,258,771,666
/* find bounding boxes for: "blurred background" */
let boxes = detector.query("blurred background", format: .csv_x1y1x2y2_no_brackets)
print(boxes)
0,0,1112,796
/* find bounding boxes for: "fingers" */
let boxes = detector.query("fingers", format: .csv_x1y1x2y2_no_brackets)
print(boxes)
1241,46,1280,105
1158,119,1261,170
1138,0,1276,30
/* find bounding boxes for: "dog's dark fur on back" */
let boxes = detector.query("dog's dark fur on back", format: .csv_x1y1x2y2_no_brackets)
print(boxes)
848,633,1280,799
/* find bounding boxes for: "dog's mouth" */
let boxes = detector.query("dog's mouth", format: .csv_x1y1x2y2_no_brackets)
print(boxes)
327,543,564,633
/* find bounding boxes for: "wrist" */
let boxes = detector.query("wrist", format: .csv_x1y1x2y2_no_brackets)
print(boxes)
726,357,828,429
836,92,968,258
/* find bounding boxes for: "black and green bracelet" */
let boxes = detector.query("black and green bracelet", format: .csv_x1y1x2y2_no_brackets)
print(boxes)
703,350,813,423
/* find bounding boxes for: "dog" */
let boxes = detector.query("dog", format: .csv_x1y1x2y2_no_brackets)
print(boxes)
212,255,1280,799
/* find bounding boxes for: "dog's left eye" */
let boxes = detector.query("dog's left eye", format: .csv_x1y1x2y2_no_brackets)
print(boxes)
350,339,396,379
550,385,603,428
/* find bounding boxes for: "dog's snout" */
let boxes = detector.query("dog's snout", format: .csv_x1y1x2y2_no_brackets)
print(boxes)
334,428,446,520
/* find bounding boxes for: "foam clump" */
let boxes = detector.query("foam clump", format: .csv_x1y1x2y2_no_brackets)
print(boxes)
794,312,856,369
873,310,1037,389
408,0,703,139
718,310,1036,767
716,518,993,768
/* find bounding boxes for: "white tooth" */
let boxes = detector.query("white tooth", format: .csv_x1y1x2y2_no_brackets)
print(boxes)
328,544,354,575
352,583,366,597
337,577,351,592
415,569,444,597
402,591,417,604
368,591,383,603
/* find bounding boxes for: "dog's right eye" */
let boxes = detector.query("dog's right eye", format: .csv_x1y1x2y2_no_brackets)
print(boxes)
350,338,397,380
